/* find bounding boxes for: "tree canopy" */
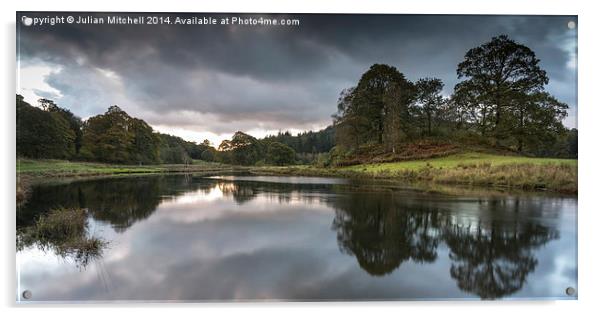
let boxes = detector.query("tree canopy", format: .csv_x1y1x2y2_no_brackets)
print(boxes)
17,95,77,159
333,35,574,160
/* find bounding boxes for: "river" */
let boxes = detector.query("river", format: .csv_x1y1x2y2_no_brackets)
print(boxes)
16,174,577,301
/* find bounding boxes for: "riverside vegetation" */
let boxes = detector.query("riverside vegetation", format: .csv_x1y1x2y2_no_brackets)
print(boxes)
17,35,577,198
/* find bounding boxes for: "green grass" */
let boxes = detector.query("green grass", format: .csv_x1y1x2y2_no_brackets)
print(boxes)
342,152,577,173
16,158,235,177
17,158,162,175
250,152,577,193
17,153,577,195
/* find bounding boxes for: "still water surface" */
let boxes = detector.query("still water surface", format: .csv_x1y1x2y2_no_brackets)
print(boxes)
17,175,577,301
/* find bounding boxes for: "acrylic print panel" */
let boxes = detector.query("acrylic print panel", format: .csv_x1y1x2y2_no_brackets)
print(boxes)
16,12,578,302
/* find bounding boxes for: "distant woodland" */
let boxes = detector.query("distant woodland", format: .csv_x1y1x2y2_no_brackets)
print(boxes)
17,35,576,167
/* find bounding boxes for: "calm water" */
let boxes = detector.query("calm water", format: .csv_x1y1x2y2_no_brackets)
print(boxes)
16,174,577,301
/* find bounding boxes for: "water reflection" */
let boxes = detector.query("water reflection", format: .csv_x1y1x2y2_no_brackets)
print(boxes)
16,175,575,301
331,193,440,275
18,176,199,231
444,222,558,299
326,190,561,298
17,207,108,269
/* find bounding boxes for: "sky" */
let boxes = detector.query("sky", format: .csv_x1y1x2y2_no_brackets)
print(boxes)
17,13,577,146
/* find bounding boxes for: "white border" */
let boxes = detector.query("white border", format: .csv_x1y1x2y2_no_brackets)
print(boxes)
3,1,600,315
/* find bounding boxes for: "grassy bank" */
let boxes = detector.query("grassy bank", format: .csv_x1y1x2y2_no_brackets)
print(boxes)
17,158,231,177
17,152,578,197
16,158,236,204
251,152,577,194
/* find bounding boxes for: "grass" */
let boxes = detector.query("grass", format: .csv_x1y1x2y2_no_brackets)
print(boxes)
251,152,577,194
342,152,576,173
16,152,578,195
17,159,163,176
17,207,107,268
17,158,232,176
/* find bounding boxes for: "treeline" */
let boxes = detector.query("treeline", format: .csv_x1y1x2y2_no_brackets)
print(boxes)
263,126,335,163
17,95,300,166
17,96,217,164
333,35,577,160
264,126,334,154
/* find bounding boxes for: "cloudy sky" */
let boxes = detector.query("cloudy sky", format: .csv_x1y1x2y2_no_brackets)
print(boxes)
17,13,577,146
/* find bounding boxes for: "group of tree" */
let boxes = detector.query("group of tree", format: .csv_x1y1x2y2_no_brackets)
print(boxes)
262,127,335,164
17,96,297,166
263,126,335,154
17,98,217,164
334,35,577,159
217,131,296,166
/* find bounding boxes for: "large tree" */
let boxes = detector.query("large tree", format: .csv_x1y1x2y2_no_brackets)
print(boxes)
218,131,264,165
81,105,162,164
17,95,77,159
80,106,134,163
334,64,414,151
455,35,549,143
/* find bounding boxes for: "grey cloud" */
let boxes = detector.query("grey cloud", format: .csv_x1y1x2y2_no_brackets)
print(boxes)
17,13,578,135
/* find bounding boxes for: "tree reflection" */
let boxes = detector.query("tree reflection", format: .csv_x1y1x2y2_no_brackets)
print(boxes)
329,191,560,298
217,181,258,204
443,221,559,299
331,191,440,276
17,176,565,299
16,175,207,268
214,179,336,205
17,175,198,232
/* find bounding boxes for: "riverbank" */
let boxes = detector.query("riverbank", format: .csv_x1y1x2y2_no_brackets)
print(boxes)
17,152,578,203
250,152,577,194
16,158,237,205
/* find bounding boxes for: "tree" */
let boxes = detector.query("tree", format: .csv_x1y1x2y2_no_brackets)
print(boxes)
334,64,414,151
414,78,445,136
17,95,76,159
263,126,334,154
200,147,217,162
333,87,366,150
129,118,161,164
216,132,264,165
509,92,568,153
229,132,264,165
80,105,164,164
455,35,549,143
265,141,296,165
450,81,491,136
80,106,134,163
157,133,192,164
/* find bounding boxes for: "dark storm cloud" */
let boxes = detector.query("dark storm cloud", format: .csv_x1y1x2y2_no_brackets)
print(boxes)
17,13,578,136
